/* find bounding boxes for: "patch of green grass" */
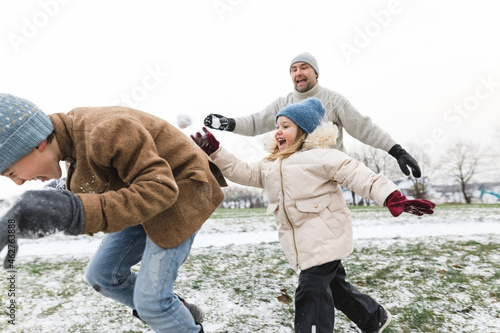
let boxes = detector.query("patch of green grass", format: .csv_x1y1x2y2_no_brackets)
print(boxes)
438,203,500,209
209,208,267,219
341,238,500,333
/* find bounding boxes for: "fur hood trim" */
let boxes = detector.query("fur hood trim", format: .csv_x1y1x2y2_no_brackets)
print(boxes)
303,122,338,150
264,122,338,151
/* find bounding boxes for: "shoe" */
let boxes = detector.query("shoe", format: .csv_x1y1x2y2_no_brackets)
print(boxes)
177,294,205,324
132,309,142,321
362,307,392,333
132,294,205,324
133,311,204,332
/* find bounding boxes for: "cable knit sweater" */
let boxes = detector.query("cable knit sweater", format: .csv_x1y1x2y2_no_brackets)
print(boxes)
233,84,396,153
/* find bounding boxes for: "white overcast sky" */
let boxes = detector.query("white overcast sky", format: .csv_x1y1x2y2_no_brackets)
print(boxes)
1,0,499,197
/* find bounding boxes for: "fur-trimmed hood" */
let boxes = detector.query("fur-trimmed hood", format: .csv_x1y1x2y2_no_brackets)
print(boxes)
265,122,338,151
302,122,338,150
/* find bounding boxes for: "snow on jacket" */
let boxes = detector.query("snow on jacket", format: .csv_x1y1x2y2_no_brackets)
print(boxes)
49,106,226,249
211,123,399,271
233,83,396,153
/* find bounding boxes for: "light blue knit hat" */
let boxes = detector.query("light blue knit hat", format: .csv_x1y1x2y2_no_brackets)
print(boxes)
275,98,325,134
0,94,54,173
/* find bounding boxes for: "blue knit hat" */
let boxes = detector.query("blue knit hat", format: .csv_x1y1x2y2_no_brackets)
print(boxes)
0,94,54,173
275,98,325,134
290,52,319,76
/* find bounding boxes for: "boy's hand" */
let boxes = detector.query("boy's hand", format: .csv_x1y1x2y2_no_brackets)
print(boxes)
386,191,436,217
191,127,220,155
0,190,85,268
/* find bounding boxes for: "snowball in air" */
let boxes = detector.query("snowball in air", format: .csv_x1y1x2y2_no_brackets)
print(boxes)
177,114,192,129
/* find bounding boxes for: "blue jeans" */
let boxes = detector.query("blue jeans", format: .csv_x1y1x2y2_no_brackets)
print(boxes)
84,224,201,333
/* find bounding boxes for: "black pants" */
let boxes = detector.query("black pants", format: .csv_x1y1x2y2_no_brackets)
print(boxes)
295,260,384,333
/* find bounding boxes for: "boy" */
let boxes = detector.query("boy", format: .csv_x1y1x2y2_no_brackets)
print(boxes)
0,93,226,332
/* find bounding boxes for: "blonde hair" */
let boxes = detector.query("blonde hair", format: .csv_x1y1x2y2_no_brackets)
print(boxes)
265,127,308,161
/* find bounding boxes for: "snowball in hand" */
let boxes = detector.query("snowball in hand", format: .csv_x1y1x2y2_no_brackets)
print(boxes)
211,115,221,129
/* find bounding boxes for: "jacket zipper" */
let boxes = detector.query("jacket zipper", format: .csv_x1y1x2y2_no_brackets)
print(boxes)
280,159,300,270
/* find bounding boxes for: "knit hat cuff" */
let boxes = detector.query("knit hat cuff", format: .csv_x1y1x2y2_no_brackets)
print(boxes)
0,111,54,173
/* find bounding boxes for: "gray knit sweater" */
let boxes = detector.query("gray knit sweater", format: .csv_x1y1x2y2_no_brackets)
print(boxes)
233,84,396,153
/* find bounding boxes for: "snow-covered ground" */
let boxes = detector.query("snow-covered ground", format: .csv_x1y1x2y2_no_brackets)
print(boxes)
0,204,499,332
5,206,499,260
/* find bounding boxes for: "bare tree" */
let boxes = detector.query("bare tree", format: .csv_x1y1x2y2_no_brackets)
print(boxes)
404,143,436,199
440,139,483,204
221,183,267,208
349,145,401,205
474,129,500,186
351,145,401,179
493,124,500,159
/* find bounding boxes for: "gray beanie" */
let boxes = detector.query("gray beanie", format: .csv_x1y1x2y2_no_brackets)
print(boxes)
276,98,325,134
289,52,319,76
0,94,54,173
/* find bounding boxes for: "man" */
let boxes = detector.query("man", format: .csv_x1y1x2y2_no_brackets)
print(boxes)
0,93,226,332
204,52,421,178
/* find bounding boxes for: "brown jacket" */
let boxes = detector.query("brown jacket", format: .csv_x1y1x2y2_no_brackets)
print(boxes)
49,106,226,248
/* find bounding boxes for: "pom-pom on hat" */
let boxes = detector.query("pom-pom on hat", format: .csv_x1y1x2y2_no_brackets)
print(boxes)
289,52,319,76
275,98,325,134
0,94,54,173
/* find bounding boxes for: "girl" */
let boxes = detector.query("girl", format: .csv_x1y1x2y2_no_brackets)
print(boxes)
192,98,435,333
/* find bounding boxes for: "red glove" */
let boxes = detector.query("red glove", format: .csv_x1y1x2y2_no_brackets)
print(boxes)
386,191,436,217
190,127,220,155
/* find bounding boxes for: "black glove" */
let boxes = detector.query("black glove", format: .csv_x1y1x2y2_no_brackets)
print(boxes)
0,190,85,268
203,114,235,131
388,144,421,178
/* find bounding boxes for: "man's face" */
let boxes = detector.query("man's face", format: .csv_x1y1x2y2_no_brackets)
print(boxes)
1,142,62,185
290,62,318,93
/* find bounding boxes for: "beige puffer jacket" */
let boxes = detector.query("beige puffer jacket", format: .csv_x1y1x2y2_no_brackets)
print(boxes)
211,123,399,271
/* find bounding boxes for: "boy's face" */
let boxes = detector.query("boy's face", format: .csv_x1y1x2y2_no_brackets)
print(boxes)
275,116,298,152
1,141,62,185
